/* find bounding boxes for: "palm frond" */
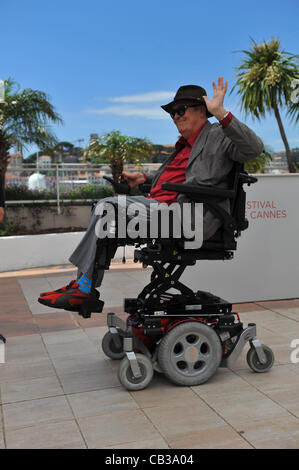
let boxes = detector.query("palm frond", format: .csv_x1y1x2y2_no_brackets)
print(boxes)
287,102,299,123
231,38,299,119
0,80,63,157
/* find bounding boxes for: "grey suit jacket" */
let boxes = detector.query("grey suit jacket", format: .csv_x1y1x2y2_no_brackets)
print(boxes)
148,116,264,240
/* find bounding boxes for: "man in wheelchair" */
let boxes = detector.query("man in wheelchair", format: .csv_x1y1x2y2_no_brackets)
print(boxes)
38,77,275,389
38,77,263,311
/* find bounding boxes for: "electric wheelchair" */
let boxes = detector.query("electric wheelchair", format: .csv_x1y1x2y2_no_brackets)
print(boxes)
76,164,275,391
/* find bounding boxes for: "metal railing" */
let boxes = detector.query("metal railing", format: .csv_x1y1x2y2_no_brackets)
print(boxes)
5,163,161,214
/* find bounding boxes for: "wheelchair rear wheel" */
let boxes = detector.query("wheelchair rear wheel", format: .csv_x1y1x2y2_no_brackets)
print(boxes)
158,321,222,386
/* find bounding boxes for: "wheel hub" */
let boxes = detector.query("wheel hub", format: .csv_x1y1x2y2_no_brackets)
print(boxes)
184,345,200,363
171,332,214,377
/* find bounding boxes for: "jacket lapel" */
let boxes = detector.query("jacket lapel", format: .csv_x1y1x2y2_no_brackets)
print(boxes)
151,121,212,188
187,121,212,167
151,149,179,188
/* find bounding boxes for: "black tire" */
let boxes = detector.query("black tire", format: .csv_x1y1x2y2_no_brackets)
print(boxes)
246,344,274,373
101,331,125,360
118,353,154,391
158,321,222,386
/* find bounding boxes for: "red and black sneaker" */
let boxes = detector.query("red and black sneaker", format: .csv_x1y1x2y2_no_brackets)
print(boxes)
38,282,99,311
39,280,78,297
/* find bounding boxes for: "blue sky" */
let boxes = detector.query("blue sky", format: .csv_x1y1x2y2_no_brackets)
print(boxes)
1,0,298,156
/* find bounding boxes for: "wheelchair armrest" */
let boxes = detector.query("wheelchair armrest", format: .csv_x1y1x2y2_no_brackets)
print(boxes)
103,175,131,195
161,182,236,199
239,173,258,186
138,183,152,194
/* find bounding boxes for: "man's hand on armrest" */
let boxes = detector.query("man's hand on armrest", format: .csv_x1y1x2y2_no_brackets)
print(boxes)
122,171,147,189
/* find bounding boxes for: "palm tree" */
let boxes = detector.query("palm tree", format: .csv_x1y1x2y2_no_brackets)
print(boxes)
231,38,299,173
84,130,154,182
244,148,273,174
287,78,299,126
0,78,62,185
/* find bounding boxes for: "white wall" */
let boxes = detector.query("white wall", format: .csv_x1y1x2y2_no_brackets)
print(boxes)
0,232,135,272
1,174,298,303
182,174,299,303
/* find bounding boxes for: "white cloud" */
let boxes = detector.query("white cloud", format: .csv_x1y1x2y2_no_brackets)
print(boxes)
85,105,169,120
86,90,175,120
108,91,174,103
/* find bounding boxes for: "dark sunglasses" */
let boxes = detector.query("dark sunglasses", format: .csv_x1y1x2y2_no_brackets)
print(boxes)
170,104,199,119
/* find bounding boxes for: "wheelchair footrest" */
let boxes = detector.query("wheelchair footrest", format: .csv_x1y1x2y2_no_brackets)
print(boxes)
77,299,104,318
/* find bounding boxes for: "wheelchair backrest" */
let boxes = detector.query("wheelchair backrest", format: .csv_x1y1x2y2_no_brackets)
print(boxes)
229,162,257,235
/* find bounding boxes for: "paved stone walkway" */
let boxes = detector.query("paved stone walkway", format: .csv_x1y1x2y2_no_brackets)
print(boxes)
0,263,299,449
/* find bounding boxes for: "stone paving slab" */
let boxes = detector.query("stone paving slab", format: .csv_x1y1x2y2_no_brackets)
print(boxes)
5,420,86,449
0,265,299,449
1,376,64,404
2,395,73,430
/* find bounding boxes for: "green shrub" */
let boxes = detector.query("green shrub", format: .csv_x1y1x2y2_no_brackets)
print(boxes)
5,183,114,201
0,220,27,236
59,184,114,200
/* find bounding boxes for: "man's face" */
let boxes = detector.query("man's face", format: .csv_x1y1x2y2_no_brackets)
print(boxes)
172,103,206,139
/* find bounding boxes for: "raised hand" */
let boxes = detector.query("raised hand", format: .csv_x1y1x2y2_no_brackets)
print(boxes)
202,76,228,120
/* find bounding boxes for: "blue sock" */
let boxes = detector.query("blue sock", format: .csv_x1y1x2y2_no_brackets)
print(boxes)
77,274,92,294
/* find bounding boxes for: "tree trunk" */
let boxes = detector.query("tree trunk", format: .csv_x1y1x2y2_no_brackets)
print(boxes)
110,152,124,184
273,104,296,173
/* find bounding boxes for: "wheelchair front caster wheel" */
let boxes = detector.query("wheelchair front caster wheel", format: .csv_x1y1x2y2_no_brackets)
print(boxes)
101,331,125,360
118,353,154,391
247,344,274,373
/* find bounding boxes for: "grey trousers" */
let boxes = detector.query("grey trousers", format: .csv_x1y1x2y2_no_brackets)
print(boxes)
69,196,160,288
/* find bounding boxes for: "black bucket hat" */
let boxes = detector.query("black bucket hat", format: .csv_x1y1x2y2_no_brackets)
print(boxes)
161,85,212,118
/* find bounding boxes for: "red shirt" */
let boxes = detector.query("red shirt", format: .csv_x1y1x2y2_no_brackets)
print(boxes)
148,121,207,204
148,113,233,205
